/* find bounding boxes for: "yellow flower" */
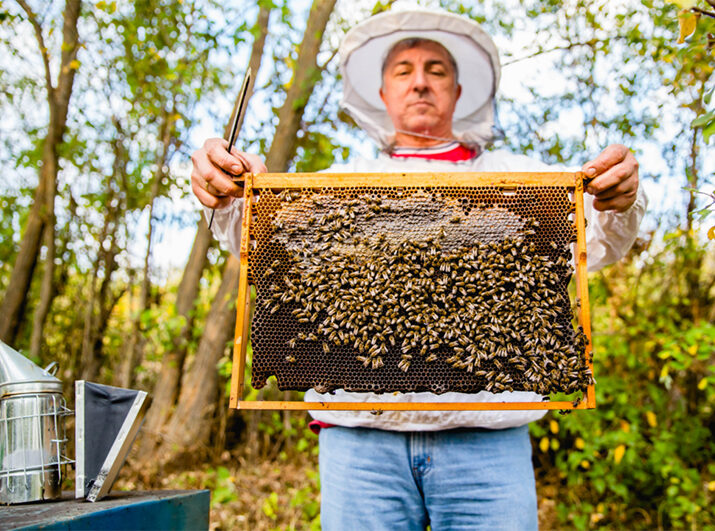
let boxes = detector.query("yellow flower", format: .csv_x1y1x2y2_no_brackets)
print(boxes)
539,437,550,453
614,444,626,464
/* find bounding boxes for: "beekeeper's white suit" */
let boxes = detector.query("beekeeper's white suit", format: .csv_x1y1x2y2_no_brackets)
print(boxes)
204,8,646,529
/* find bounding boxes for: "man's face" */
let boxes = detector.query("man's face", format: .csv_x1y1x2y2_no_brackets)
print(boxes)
379,41,462,139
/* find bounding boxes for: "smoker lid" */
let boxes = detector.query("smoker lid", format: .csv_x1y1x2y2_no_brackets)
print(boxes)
0,340,62,398
75,380,149,502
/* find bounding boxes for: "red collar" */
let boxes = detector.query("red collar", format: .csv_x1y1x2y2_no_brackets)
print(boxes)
389,141,478,162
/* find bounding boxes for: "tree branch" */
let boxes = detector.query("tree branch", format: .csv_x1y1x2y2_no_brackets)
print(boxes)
16,0,54,95
371,0,398,16
502,37,629,67
691,7,715,19
318,46,339,72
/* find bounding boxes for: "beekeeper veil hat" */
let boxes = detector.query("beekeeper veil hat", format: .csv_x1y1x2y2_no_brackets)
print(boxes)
339,8,501,149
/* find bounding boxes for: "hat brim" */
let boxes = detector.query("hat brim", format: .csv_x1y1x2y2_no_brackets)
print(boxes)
339,9,501,148
345,29,494,120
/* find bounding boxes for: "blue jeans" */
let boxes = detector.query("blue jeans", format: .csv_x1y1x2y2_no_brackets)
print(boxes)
319,425,537,531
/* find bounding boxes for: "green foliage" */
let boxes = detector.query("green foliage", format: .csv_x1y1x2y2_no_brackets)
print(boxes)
532,223,715,529
261,491,279,520
260,467,320,529
671,1,715,144
209,466,240,507
692,90,715,143
287,467,322,530
294,130,350,172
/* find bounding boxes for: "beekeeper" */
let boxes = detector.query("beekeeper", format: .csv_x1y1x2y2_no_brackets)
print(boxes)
190,8,646,530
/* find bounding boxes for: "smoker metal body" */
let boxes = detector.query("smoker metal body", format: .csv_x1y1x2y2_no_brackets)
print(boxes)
0,389,72,504
0,342,73,504
229,172,594,412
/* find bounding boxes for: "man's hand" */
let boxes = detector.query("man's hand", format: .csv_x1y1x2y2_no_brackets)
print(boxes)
191,138,267,209
582,144,639,212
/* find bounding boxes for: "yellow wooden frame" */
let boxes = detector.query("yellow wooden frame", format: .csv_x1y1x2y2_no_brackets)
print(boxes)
229,172,595,411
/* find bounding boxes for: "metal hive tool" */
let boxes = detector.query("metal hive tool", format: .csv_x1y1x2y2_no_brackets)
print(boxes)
229,172,594,412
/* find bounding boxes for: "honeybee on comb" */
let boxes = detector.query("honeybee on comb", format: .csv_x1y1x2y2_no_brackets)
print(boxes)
249,186,591,397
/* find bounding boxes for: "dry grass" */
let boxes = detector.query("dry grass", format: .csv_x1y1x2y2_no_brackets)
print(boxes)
116,447,561,530
117,450,320,530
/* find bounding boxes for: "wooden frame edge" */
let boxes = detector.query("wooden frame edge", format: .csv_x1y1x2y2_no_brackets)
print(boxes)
574,177,596,408
235,400,594,411
244,171,580,189
229,175,254,408
229,171,596,411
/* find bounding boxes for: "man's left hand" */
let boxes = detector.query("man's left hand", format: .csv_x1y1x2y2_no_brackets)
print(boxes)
582,144,639,212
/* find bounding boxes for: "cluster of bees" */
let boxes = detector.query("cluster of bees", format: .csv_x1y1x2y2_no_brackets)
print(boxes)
253,190,592,396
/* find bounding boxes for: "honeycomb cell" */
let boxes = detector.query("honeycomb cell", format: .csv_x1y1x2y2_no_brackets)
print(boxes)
246,183,590,398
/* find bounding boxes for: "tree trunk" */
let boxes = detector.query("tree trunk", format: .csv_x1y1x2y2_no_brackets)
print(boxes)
685,124,703,326
135,6,273,462
116,178,159,388
79,121,129,381
117,109,175,388
79,257,104,382
0,0,81,344
28,188,56,360
135,217,212,458
155,255,240,461
153,0,336,464
265,0,337,172
79,213,122,381
234,5,270,136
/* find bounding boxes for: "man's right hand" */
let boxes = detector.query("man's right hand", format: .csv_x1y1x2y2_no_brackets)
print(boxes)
190,138,267,209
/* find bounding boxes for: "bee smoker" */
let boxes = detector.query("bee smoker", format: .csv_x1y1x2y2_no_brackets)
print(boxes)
0,341,72,504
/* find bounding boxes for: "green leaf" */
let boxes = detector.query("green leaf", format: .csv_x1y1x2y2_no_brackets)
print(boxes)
691,111,715,128
670,0,697,7
702,120,715,144
593,476,606,494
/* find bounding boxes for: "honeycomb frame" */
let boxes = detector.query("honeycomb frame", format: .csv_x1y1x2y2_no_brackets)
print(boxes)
229,172,595,412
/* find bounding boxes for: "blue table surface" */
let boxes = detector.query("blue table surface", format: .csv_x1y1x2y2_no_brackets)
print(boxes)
0,490,211,531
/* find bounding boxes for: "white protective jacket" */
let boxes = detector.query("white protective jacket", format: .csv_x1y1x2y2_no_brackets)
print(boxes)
206,148,647,431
